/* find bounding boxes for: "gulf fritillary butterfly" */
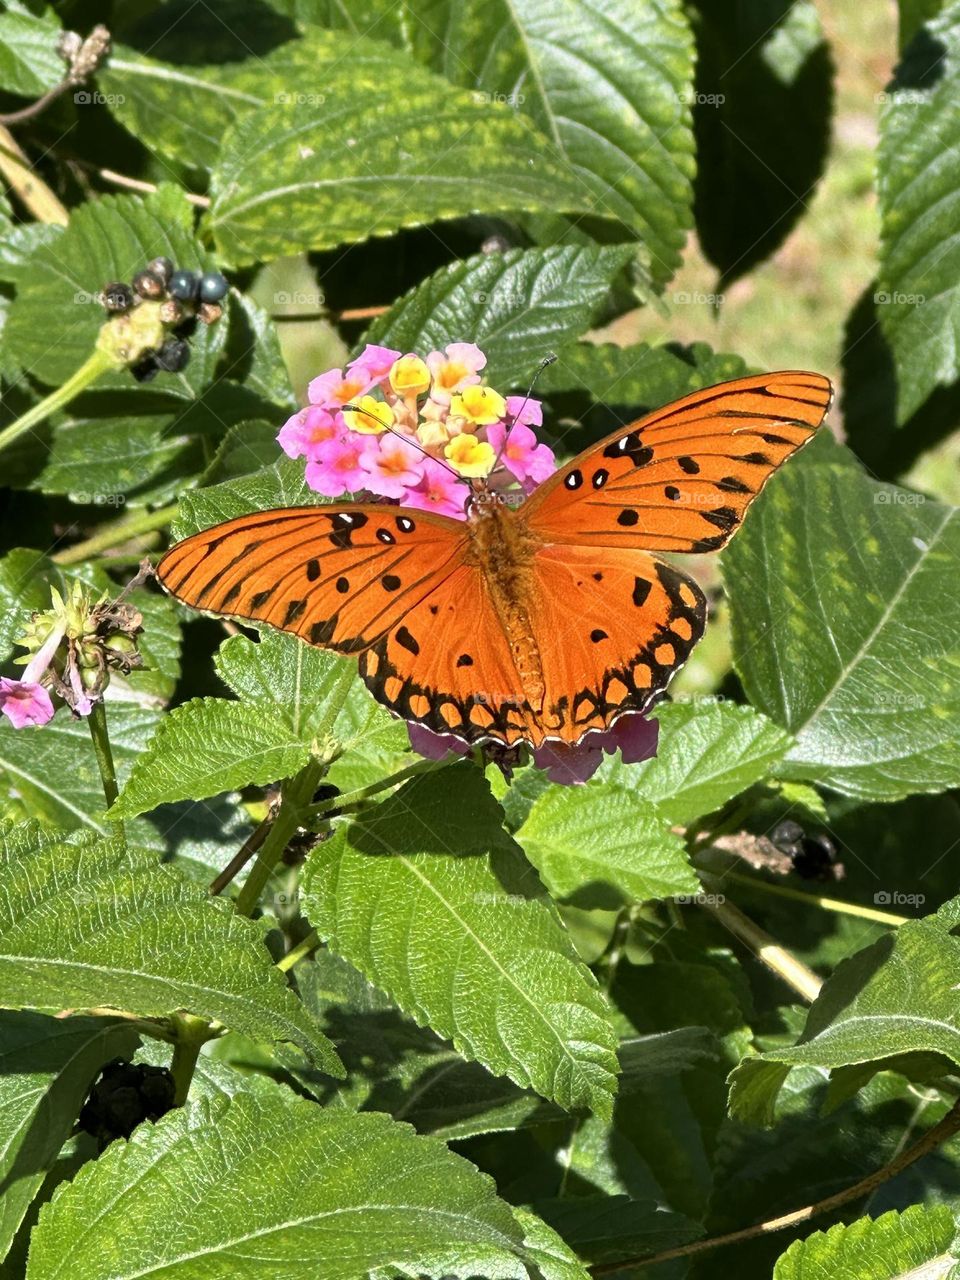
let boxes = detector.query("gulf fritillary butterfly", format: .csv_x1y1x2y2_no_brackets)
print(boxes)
158,371,832,749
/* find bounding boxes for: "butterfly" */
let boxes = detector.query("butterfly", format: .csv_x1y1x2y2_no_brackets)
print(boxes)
158,371,832,749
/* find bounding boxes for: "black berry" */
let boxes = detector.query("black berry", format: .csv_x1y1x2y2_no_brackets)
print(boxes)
78,1058,175,1146
132,269,165,300
131,355,159,382
155,337,191,372
199,271,228,302
101,281,134,312
168,269,200,301
772,820,839,882
147,256,174,286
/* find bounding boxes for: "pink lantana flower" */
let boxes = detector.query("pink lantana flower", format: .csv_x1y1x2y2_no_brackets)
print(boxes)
360,435,424,500
408,712,659,787
304,433,368,497
278,405,339,460
404,457,471,520
504,394,543,429
425,342,486,406
347,343,401,386
307,367,374,410
487,420,555,490
0,677,54,728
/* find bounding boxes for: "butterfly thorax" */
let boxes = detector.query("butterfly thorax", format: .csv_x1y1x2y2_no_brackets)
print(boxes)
465,500,547,710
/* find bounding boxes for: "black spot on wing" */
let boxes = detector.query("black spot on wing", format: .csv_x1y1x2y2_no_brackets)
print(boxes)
395,625,419,656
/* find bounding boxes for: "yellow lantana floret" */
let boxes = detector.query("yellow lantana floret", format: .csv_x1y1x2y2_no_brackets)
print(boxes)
342,395,394,435
389,354,431,397
450,385,505,426
445,434,495,477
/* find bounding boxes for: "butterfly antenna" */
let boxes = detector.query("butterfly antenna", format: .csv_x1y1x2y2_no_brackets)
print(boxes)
491,353,557,471
340,402,461,479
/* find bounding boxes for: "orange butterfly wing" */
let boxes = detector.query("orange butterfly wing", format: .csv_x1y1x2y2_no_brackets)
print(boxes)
524,370,833,551
157,505,466,653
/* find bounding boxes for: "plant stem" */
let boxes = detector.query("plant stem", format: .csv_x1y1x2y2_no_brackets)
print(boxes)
208,811,272,896
168,1013,220,1106
722,869,910,927
53,503,178,566
698,893,823,1003
302,755,448,822
277,929,320,973
0,347,114,457
0,124,69,224
591,1095,960,1275
88,699,122,824
234,757,326,917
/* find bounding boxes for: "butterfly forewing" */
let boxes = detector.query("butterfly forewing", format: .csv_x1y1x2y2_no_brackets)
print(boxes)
524,371,833,551
157,504,467,654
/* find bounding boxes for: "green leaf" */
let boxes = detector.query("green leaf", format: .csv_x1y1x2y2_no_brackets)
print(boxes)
534,1195,702,1265
3,186,226,389
171,457,315,538
724,446,960,801
365,245,636,389
114,630,359,817
207,37,600,265
406,0,697,284
27,1094,535,1280
691,0,833,283
773,1204,959,1280
540,339,749,406
516,784,699,907
601,700,792,825
0,3,63,97
111,699,311,818
301,764,620,1117
728,910,960,1124
0,1009,139,1265
877,3,960,420
0,703,163,833
0,823,341,1072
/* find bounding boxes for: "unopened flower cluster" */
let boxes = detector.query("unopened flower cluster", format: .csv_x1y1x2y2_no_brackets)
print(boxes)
278,342,556,517
0,582,141,729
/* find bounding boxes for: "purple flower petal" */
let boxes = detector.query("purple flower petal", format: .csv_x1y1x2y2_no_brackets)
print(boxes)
0,678,55,728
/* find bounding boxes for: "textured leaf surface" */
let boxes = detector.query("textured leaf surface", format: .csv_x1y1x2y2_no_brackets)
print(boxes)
516,784,698,906
365,245,635,389
27,1095,534,1280
301,765,620,1116
729,910,960,1124
0,3,63,97
0,823,340,1071
115,630,358,817
207,33,597,265
877,4,960,419
406,0,697,283
0,1009,139,1264
773,1204,959,1280
540,340,748,407
601,701,792,825
724,446,960,801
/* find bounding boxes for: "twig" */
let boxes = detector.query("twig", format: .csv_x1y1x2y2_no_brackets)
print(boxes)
0,124,68,223
698,894,823,1003
276,929,320,973
52,503,178,566
722,869,910,927
208,811,272,896
0,81,75,127
96,166,210,208
591,1096,960,1274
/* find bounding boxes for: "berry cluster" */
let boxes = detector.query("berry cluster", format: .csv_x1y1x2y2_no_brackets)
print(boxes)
100,256,228,381
79,1058,175,1147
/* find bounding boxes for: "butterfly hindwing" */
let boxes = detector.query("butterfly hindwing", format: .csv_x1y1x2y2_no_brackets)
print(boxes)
157,504,467,654
524,371,833,552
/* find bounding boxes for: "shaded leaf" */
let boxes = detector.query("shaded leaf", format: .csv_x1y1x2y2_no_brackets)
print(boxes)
301,764,620,1117
0,822,341,1071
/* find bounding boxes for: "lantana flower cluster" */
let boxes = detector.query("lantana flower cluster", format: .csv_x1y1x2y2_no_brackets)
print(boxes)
0,581,141,730
277,342,556,517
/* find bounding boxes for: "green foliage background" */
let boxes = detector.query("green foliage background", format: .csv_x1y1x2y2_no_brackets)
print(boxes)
0,1,959,1277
